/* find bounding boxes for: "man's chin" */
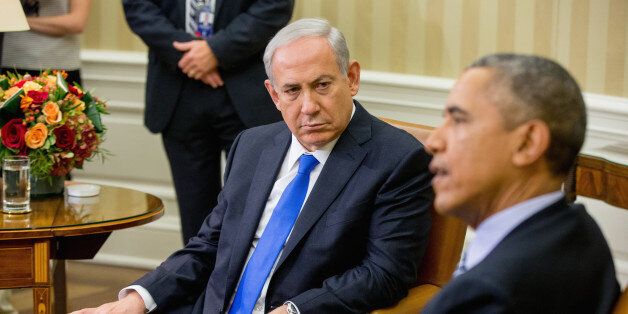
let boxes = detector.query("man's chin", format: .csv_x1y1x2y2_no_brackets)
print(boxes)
433,197,458,216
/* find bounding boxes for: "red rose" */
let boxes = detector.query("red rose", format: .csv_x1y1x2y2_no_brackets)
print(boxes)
1,119,27,154
27,90,49,104
15,80,26,88
51,158,72,176
68,85,84,99
82,129,97,146
53,125,76,150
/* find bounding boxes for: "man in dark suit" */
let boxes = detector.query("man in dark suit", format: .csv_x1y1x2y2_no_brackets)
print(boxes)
122,0,294,243
422,54,620,313
73,18,433,313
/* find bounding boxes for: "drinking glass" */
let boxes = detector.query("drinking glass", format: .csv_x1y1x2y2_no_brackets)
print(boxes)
2,156,31,214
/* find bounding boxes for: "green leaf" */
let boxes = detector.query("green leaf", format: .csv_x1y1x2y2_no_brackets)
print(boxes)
0,88,24,127
42,134,55,150
86,102,104,133
82,91,93,105
56,72,68,99
0,77,9,90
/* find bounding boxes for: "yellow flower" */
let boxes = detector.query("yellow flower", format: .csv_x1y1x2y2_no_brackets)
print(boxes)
45,75,57,88
42,101,62,124
20,95,33,109
3,87,20,100
64,93,85,112
25,123,49,149
22,81,42,93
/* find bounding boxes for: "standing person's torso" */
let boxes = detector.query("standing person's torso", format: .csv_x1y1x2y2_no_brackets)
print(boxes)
2,0,81,70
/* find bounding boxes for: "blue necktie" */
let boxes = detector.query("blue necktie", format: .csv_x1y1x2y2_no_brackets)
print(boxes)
229,154,319,314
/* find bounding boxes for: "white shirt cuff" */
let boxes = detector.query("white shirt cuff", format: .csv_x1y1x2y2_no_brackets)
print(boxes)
119,285,157,312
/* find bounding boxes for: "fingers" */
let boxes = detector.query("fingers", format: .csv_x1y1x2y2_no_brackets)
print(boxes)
201,71,224,88
175,40,216,76
172,41,192,52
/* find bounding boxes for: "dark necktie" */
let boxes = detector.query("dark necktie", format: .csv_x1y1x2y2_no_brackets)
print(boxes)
229,154,319,314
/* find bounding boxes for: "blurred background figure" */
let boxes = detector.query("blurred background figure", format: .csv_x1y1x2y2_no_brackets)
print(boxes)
1,0,91,86
123,0,294,244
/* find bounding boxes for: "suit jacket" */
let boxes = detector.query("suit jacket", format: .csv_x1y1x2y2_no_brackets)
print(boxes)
423,199,620,314
135,102,434,313
122,0,293,133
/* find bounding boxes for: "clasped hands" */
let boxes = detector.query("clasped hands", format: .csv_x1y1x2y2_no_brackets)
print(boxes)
173,40,224,88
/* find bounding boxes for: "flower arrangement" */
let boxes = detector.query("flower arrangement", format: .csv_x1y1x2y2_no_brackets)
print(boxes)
0,71,108,180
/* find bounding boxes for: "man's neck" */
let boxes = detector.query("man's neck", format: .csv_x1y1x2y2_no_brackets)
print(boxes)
468,172,564,228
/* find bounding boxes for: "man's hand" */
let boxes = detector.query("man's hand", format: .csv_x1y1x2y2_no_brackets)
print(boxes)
200,70,224,88
269,304,289,314
70,291,146,314
173,40,218,80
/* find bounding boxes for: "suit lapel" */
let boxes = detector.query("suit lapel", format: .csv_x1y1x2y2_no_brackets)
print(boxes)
215,0,225,20
226,128,290,289
177,0,186,27
277,103,372,267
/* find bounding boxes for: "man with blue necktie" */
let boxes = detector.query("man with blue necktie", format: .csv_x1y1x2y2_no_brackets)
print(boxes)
73,18,433,314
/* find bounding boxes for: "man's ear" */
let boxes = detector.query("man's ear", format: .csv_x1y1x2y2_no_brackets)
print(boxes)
347,60,360,96
264,79,281,110
511,119,551,168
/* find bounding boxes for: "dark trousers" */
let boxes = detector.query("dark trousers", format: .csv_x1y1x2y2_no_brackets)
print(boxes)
162,81,245,244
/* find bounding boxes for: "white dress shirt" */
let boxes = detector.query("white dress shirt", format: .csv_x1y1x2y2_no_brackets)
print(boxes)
456,191,564,275
122,105,355,312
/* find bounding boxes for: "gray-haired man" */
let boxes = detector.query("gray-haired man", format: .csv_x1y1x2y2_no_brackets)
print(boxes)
73,18,433,314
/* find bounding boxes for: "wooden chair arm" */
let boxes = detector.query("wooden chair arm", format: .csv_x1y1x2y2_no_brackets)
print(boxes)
371,284,441,314
613,289,628,314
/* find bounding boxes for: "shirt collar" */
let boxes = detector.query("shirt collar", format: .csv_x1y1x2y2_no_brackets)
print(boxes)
464,191,564,270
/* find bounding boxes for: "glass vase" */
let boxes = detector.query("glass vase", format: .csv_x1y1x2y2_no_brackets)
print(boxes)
30,175,65,198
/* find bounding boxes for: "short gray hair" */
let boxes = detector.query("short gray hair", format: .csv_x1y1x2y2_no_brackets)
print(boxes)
469,53,587,176
263,18,349,84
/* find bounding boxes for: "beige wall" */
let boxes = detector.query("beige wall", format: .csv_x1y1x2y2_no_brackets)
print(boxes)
84,0,628,98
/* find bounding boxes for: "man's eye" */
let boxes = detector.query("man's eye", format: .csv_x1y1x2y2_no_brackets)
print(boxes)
316,82,331,90
284,88,299,95
452,116,466,124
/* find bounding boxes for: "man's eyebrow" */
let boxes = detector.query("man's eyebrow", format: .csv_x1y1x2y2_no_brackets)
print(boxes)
312,75,334,83
445,104,468,117
280,82,300,90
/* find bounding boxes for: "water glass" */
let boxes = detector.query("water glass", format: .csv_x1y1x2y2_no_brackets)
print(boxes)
2,156,31,214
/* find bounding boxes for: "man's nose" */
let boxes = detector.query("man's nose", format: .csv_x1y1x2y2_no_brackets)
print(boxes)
425,128,444,155
301,90,320,114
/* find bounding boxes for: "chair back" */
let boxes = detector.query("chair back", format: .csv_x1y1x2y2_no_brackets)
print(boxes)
564,155,628,313
381,118,467,287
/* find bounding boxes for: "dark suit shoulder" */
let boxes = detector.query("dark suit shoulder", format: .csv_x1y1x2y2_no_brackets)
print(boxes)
435,201,620,313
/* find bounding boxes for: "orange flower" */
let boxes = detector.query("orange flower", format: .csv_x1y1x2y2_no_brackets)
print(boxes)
42,101,62,124
25,123,49,149
64,93,85,112
20,95,33,110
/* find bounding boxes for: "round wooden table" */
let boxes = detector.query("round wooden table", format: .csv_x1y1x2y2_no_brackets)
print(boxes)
0,183,164,314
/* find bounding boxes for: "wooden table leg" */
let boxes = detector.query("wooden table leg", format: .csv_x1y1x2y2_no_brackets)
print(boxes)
52,259,67,314
34,287,50,314
33,240,50,314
